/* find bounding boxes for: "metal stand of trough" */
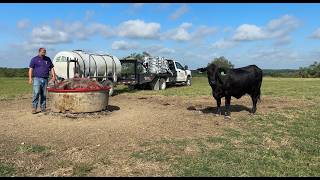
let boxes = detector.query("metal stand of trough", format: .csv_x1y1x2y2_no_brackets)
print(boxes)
47,86,111,113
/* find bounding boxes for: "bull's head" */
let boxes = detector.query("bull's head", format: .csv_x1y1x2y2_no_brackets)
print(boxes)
197,65,224,87
206,63,224,87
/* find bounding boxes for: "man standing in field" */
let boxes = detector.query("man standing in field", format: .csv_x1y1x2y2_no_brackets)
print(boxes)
28,48,56,114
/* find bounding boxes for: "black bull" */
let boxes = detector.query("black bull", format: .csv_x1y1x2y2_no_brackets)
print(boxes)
197,64,263,118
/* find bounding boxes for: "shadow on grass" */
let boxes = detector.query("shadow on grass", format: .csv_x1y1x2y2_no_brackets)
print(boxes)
187,104,252,114
112,88,139,96
112,83,188,96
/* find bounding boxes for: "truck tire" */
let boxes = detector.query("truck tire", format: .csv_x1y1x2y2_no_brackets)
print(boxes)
186,76,192,86
159,78,166,90
102,80,114,96
128,85,135,91
150,78,160,90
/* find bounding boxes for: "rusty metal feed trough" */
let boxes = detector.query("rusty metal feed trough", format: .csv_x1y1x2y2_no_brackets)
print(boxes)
48,78,111,113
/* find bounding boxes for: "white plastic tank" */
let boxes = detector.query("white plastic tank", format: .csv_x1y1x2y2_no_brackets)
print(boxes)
52,50,121,82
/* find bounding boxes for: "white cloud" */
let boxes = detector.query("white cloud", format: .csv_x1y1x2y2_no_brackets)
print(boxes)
170,4,188,20
211,39,237,49
111,40,138,50
242,47,309,69
64,21,114,39
99,3,110,8
310,28,320,39
223,27,232,33
274,36,291,45
1,42,58,67
233,24,267,41
248,48,300,61
144,45,175,56
164,22,216,42
29,21,115,45
266,14,299,44
63,21,88,40
169,23,192,41
117,19,161,39
17,19,31,29
176,50,217,69
132,3,144,8
84,10,95,21
232,14,299,45
31,25,70,44
159,3,171,8
267,14,299,32
22,18,217,46
180,22,192,29
192,25,217,39
11,42,41,57
89,23,114,38
158,47,175,54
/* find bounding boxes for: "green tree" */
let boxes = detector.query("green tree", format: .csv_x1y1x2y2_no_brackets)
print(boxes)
298,61,320,78
124,51,151,61
209,56,234,69
142,51,151,57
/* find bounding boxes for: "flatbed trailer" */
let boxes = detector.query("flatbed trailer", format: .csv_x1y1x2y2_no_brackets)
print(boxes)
117,58,192,90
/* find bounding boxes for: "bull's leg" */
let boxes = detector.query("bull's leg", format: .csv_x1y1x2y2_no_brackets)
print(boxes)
215,97,221,116
251,95,258,114
225,96,231,119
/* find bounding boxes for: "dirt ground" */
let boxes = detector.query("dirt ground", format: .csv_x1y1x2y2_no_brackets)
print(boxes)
0,92,314,176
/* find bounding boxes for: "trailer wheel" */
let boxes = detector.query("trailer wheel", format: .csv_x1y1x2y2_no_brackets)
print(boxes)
186,76,192,86
159,78,166,90
102,80,114,96
128,85,135,91
150,78,160,91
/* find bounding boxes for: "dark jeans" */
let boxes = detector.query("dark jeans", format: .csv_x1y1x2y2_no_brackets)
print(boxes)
32,77,48,110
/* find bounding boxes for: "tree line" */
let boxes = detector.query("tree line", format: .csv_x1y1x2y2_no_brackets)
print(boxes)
0,56,319,78
193,56,320,78
298,61,320,78
0,67,29,77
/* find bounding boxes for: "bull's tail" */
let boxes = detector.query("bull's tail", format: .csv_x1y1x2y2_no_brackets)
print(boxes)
257,75,262,103
257,89,261,103
251,66,263,104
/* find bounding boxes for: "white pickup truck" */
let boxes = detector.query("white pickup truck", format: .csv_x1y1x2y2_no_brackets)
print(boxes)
117,57,192,90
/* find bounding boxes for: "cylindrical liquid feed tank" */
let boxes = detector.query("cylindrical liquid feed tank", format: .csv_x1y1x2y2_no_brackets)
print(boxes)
52,50,121,82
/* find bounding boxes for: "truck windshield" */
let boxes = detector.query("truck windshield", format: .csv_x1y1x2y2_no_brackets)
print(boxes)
175,62,184,70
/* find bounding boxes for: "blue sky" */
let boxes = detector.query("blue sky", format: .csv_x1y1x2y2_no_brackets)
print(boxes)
1,3,320,69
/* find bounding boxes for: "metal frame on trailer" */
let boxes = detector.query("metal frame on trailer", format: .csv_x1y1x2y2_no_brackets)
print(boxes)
72,50,86,77
66,57,70,79
70,50,116,82
66,57,81,79
89,52,117,82
100,55,108,81
88,54,98,79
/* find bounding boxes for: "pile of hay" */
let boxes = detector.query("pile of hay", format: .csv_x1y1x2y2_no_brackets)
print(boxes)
51,78,105,90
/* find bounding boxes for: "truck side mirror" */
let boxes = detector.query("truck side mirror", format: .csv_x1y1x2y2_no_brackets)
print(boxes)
184,65,188,70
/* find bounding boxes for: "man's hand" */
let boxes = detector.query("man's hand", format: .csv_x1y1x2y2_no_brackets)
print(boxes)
28,68,33,85
49,77,56,85
50,68,56,82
